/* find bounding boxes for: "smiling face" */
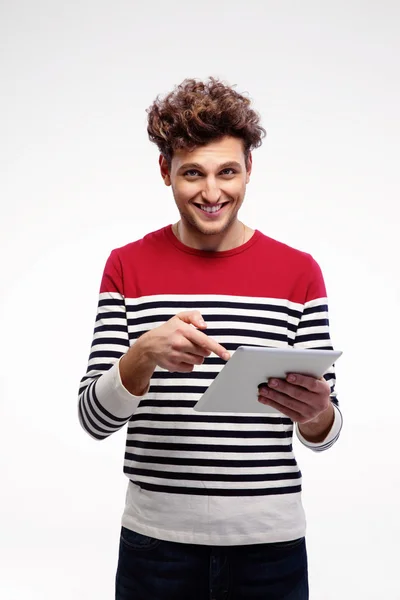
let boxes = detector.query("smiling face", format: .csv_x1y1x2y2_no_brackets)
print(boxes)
159,136,252,251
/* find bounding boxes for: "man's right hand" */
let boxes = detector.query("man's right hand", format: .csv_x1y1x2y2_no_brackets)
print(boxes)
119,311,230,395
140,310,231,373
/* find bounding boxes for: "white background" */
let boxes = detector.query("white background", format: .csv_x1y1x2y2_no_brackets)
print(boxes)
1,1,399,598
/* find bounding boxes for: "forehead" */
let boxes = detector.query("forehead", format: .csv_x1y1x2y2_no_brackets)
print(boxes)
173,136,245,170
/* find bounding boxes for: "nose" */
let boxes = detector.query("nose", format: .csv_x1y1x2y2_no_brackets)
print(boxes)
201,177,222,203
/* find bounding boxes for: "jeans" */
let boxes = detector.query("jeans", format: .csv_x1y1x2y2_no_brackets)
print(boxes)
115,526,309,600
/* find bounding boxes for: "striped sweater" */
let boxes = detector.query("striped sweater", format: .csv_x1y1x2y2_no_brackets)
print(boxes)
78,224,342,545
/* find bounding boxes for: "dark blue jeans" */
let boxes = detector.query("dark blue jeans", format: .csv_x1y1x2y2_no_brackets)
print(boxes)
115,526,309,600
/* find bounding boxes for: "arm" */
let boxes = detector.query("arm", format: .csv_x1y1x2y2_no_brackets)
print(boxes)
293,255,342,450
258,255,342,451
78,250,151,441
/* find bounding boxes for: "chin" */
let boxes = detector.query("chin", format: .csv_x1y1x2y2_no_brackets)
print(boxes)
195,220,233,236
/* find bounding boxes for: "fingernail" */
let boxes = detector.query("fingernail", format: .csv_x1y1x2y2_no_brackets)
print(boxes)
288,374,296,382
223,352,230,360
199,319,206,326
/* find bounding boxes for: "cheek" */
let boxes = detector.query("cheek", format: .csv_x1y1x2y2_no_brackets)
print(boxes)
179,185,201,200
173,186,194,204
232,181,247,195
220,183,244,200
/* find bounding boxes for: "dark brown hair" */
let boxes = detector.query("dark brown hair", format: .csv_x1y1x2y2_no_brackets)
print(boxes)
146,77,266,170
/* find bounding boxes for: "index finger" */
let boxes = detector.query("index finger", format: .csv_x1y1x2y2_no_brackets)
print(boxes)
286,373,328,393
186,326,230,361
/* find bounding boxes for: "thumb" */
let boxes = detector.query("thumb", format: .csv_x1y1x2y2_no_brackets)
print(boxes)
176,310,207,329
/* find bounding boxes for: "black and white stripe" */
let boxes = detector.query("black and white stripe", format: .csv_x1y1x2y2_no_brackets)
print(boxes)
78,293,339,496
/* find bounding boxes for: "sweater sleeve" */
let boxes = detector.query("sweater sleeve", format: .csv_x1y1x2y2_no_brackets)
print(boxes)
78,249,149,440
293,255,343,452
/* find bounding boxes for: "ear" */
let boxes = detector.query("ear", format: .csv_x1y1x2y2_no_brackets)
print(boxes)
246,152,253,183
159,154,171,186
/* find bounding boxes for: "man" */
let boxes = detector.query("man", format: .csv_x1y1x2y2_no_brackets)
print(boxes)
78,77,342,599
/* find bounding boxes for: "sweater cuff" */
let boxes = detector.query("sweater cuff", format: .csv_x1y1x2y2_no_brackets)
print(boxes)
295,403,343,451
94,356,150,419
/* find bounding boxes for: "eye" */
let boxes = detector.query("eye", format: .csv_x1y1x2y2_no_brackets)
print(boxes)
183,168,237,177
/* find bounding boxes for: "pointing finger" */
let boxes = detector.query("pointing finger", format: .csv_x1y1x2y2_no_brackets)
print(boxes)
187,327,230,361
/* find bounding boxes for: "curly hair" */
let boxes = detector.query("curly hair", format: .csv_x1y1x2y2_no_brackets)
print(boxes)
146,77,266,170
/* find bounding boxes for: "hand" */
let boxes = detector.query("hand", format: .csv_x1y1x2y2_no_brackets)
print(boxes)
257,373,331,424
142,310,231,373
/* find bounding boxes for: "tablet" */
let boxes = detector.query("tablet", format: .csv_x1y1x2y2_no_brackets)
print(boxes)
194,346,342,414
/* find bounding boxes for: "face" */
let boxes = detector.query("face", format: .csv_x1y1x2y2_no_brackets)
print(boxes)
159,136,252,250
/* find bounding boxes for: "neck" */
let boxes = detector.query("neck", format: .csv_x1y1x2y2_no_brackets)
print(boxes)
173,220,251,252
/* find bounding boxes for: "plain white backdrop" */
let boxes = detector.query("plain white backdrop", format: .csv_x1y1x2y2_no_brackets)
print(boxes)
1,1,399,598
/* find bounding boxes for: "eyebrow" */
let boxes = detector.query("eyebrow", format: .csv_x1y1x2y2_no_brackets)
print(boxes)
177,161,242,173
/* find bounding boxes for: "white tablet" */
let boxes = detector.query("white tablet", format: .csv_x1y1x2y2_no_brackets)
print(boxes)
194,346,342,414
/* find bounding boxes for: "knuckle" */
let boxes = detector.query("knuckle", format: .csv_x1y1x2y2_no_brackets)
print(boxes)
171,339,183,352
173,333,188,348
320,380,329,392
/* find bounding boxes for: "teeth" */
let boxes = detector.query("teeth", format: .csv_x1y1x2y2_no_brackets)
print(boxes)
199,204,224,213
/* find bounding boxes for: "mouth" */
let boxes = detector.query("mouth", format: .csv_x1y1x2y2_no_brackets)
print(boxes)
193,202,229,217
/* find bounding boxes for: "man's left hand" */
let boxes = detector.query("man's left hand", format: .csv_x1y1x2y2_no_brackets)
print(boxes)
258,373,331,424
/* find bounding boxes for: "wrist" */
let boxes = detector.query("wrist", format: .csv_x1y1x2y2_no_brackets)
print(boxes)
137,330,158,367
298,402,335,443
119,333,157,396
